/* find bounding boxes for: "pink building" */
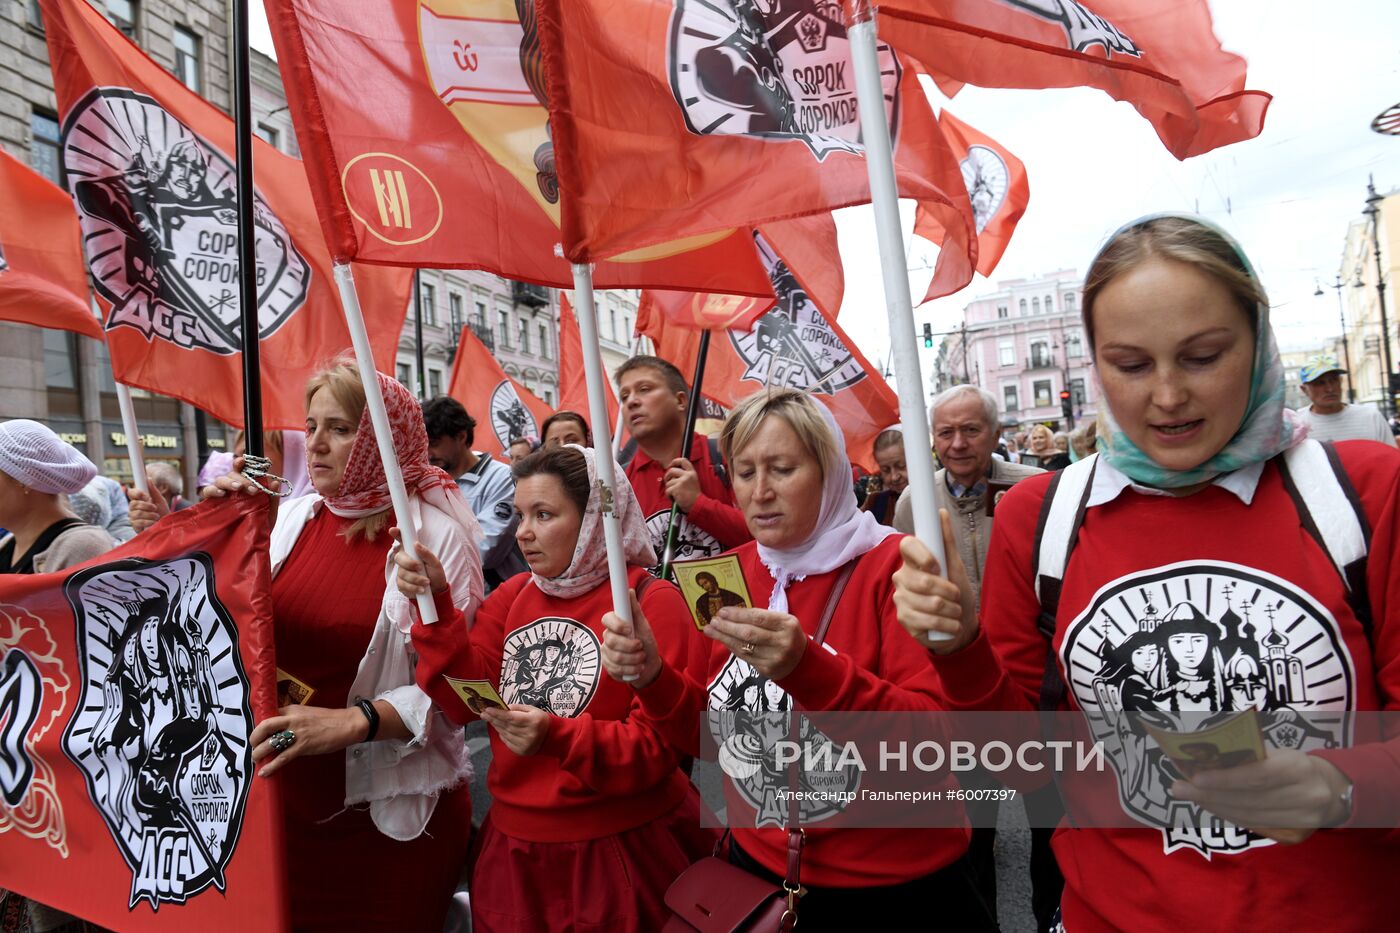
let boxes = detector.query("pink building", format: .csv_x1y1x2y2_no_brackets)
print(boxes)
934,269,1098,432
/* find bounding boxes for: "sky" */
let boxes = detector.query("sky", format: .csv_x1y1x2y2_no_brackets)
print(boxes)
248,1,1400,383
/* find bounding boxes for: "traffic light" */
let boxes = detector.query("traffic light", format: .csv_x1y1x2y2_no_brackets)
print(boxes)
1060,389,1075,428
922,322,933,348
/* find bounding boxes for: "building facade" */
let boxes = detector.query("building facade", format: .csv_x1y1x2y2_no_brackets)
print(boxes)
1338,186,1400,414
935,269,1098,433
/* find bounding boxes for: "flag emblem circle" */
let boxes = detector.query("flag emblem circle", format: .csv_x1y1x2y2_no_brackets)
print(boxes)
341,152,445,247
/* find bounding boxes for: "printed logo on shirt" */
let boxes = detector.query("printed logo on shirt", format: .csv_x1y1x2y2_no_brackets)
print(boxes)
62,88,310,355
488,380,539,452
500,616,601,718
62,555,252,908
707,655,859,827
645,509,722,566
1059,560,1355,859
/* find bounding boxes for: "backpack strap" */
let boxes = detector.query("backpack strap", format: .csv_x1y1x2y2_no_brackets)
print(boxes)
1276,439,1373,641
706,435,731,489
1031,456,1098,712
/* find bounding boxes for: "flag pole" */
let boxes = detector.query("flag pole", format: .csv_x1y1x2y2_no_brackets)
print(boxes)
657,329,712,582
231,0,263,459
848,8,951,642
115,382,149,495
333,263,437,624
572,263,636,673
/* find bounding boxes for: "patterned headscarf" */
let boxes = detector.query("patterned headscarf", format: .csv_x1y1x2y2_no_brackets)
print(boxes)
1090,214,1307,488
530,445,655,600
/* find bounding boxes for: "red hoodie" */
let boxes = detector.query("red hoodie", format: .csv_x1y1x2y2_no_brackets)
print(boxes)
634,535,972,888
412,566,702,843
626,432,751,557
931,441,1400,933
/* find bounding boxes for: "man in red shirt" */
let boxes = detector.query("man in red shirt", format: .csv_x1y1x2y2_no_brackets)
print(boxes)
615,355,750,561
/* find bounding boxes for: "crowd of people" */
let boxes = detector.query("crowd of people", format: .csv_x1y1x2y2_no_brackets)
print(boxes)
1,214,1397,932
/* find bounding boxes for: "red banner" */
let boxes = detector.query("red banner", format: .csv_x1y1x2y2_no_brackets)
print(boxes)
262,0,777,297
448,325,555,459
0,147,102,339
916,110,1029,278
878,0,1270,160
535,1,977,300
39,0,412,430
0,497,286,931
557,295,619,436
639,234,897,472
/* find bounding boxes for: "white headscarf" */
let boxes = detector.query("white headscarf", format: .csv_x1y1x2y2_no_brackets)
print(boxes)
532,444,656,600
756,399,898,614
0,419,99,494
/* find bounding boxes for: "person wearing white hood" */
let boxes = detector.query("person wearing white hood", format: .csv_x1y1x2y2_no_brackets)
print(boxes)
0,419,114,574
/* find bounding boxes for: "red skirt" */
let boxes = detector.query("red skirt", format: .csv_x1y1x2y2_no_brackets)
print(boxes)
470,791,718,933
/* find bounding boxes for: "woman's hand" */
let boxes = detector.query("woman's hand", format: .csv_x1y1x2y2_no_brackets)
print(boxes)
664,458,702,512
250,704,369,777
601,590,661,687
126,484,169,535
199,456,262,500
482,704,551,756
389,528,447,596
1170,750,1353,844
706,606,806,680
891,509,979,654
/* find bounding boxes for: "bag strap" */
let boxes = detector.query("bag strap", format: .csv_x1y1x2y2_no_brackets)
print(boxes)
706,435,731,489
1031,455,1097,712
814,558,859,646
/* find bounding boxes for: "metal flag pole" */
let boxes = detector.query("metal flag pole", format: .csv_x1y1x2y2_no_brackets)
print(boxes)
231,0,263,460
115,382,149,495
333,264,438,624
848,7,951,642
572,263,636,672
658,330,712,582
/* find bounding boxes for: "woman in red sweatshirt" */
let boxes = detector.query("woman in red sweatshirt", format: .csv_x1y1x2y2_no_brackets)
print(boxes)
393,444,714,932
600,389,997,929
894,214,1400,932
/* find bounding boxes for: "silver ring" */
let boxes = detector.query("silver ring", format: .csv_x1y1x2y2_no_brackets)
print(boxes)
270,729,296,752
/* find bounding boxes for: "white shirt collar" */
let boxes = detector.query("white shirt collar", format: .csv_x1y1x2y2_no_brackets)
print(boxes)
1086,457,1266,508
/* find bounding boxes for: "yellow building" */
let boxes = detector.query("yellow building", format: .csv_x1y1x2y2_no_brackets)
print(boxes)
1339,184,1400,413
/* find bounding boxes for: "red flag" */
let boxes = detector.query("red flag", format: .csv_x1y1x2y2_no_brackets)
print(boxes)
638,237,897,472
0,496,287,932
262,0,776,297
0,146,102,339
39,0,412,430
533,1,978,300
448,325,554,460
915,110,1029,278
877,0,1271,160
557,295,619,435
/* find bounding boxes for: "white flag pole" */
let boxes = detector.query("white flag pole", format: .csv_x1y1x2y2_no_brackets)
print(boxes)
848,13,951,642
333,262,437,624
115,382,150,495
572,263,637,676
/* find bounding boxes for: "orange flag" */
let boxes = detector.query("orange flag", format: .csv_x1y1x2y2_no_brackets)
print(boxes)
534,1,977,301
638,236,896,472
877,0,1270,160
557,295,619,435
263,0,775,297
916,111,1029,278
448,325,554,460
39,0,412,430
0,146,102,339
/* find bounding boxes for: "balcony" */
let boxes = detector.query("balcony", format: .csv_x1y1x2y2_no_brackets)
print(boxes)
1024,352,1058,371
451,320,494,354
512,281,550,307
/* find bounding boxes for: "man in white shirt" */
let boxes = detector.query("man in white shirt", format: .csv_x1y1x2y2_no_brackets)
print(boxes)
1294,354,1397,446
422,396,530,591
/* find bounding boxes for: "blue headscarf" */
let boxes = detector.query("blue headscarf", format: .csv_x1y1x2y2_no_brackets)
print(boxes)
1089,214,1307,488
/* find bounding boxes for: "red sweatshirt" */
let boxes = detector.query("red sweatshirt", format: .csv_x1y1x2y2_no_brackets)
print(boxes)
634,535,972,888
411,566,701,843
626,432,752,557
931,441,1400,933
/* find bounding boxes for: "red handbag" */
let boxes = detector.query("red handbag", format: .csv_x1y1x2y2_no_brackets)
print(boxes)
662,560,858,932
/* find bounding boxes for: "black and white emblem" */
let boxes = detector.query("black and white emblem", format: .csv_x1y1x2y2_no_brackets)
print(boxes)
669,1,900,161
730,234,864,394
489,380,538,451
1001,0,1142,58
61,556,252,909
645,508,722,565
1061,560,1354,858
500,617,601,718
961,145,1010,234
62,87,310,355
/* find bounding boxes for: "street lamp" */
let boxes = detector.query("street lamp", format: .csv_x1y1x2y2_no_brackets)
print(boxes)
1363,177,1396,416
1315,274,1364,402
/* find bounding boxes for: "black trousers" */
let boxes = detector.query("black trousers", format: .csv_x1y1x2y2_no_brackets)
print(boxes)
729,839,1000,931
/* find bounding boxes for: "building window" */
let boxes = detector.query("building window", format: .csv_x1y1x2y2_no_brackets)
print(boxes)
1032,297,1040,314
27,0,44,29
1019,298,1027,314
428,368,443,398
474,300,487,327
396,362,412,387
418,281,436,327
105,0,139,38
30,110,62,185
1003,384,1019,412
1070,377,1087,407
44,330,77,389
518,318,530,354
999,343,1015,367
255,123,280,149
1064,293,1076,312
539,324,550,360
545,390,554,406
1045,294,1054,313
1030,341,1052,368
997,304,1008,319
498,310,510,348
449,292,463,335
623,315,632,341
174,26,202,93
1065,333,1083,358
1033,380,1052,407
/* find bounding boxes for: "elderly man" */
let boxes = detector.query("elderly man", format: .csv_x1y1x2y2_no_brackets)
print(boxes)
895,384,1042,603
1295,354,1397,446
